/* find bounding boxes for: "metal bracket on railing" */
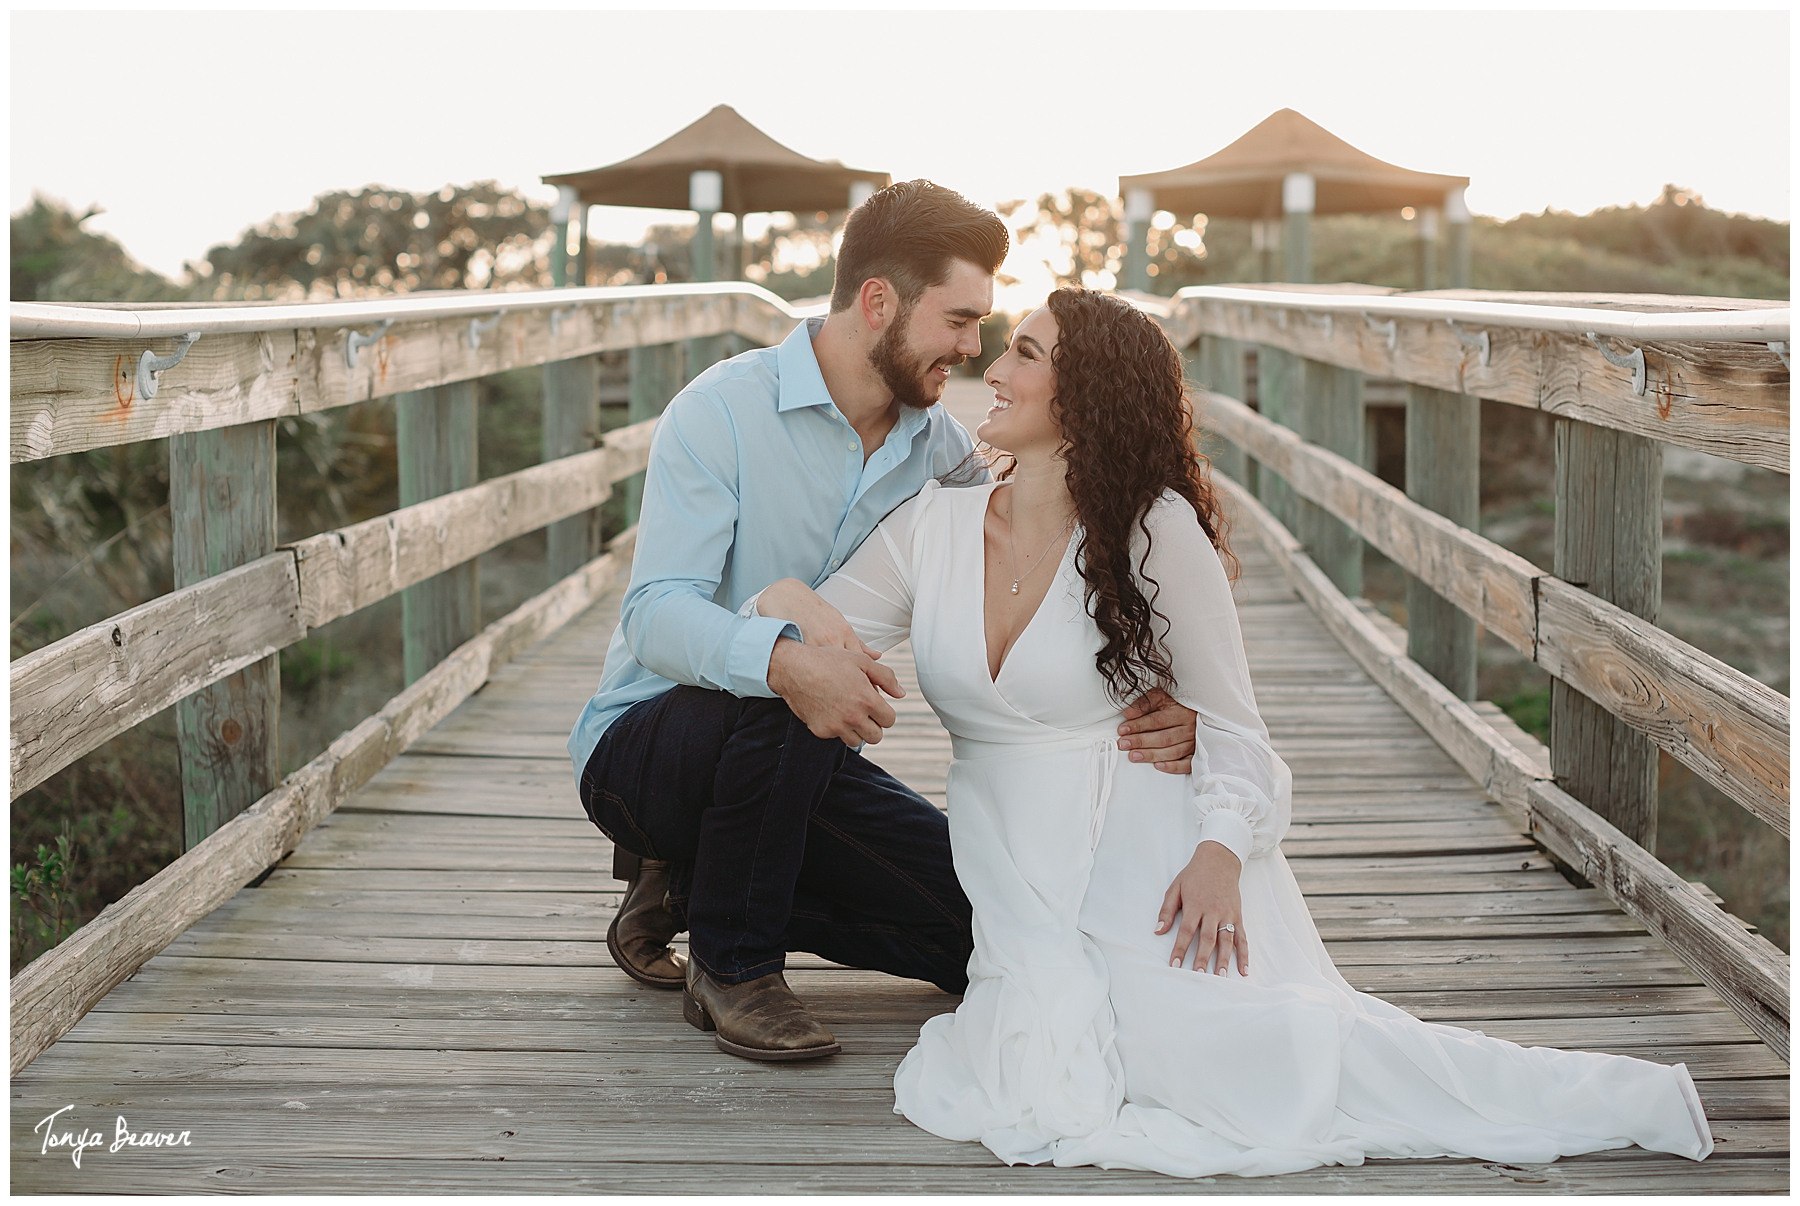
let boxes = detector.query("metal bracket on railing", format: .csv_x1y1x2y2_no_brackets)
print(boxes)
468,312,503,349
1588,332,1646,396
1365,316,1398,352
1307,312,1332,338
550,306,579,336
1770,342,1791,371
1446,320,1490,368
136,332,201,401
345,320,394,369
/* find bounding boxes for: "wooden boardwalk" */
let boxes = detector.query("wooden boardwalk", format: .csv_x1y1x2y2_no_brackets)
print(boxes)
11,531,1787,1193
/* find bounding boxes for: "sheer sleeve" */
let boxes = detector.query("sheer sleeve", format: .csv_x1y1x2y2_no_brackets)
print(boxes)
1136,492,1293,864
741,480,939,654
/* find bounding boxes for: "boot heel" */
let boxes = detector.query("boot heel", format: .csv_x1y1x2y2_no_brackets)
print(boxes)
682,989,715,1032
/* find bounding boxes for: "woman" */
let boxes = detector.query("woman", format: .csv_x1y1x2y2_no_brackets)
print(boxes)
749,288,1712,1178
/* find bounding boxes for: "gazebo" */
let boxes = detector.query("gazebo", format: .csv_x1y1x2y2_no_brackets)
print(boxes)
1118,108,1470,287
543,104,890,283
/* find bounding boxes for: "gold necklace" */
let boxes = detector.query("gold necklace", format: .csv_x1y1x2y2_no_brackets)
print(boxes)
1007,502,1073,596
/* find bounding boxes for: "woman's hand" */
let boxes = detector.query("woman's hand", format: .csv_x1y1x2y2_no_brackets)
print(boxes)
1155,840,1248,976
757,578,880,659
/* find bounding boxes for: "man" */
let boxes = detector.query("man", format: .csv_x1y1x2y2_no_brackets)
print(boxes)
569,180,1199,1062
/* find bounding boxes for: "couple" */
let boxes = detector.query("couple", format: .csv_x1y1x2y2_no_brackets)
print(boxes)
568,181,1713,1177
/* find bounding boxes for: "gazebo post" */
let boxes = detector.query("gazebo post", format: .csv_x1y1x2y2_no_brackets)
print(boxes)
1445,187,1471,288
1282,172,1314,283
1123,188,1154,292
574,204,592,287
690,170,721,284
1415,207,1439,291
550,185,579,288
1251,220,1278,283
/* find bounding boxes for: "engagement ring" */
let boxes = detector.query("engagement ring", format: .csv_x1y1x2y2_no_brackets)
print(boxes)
1221,923,1236,934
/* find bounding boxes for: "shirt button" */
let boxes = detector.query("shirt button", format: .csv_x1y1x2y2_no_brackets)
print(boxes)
830,559,841,568
848,440,857,450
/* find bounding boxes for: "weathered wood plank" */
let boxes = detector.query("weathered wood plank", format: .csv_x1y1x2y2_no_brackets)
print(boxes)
287,425,646,631
9,553,304,800
10,1153,1790,1196
1551,416,1662,847
1525,778,1791,1062
542,354,604,579
169,420,281,847
1205,387,1539,656
1536,577,1789,838
397,382,480,683
1404,384,1481,699
10,289,803,462
9,533,636,1075
1168,292,1789,471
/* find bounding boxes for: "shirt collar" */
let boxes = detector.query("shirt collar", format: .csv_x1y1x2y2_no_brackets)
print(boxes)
776,317,835,412
776,316,941,441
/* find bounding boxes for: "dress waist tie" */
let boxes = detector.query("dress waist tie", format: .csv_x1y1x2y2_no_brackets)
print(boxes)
1087,739,1120,852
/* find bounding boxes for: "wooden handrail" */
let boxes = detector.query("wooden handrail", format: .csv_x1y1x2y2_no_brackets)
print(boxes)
10,284,814,463
10,417,654,799
1199,388,1789,835
1220,476,1788,1060
10,526,638,1075
1144,287,1790,472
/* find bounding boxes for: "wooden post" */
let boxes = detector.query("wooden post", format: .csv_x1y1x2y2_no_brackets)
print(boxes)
1251,220,1277,283
572,204,591,288
1551,418,1663,850
543,356,604,579
550,185,578,288
1193,335,1247,483
1122,188,1154,293
1282,173,1314,284
1294,358,1364,595
1445,187,1472,289
1404,385,1480,699
624,343,684,525
1415,207,1440,291
397,383,480,685
170,422,280,849
1254,344,1299,527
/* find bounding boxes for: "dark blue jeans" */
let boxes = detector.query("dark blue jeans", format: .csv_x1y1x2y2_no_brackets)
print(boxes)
579,685,972,994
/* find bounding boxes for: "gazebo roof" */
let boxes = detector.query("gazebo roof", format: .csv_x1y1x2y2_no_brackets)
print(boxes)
1120,109,1468,218
543,104,890,215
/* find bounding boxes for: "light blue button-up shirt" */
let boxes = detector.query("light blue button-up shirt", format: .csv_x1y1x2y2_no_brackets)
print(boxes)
567,316,984,779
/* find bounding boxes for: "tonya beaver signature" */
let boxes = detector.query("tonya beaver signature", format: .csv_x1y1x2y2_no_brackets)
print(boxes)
34,1105,192,1168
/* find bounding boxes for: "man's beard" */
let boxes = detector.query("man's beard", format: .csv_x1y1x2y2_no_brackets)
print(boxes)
869,308,964,410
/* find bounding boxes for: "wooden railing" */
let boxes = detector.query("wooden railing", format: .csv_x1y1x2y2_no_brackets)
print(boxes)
9,283,819,1071
1135,285,1790,1059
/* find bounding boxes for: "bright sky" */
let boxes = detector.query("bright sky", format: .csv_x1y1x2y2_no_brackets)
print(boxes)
10,9,1790,287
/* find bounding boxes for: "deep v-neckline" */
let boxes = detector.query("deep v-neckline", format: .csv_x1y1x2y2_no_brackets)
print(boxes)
980,484,1075,686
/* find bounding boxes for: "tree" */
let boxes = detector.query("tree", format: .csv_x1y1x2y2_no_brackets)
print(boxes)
196,181,553,301
10,194,187,303
1014,188,1210,294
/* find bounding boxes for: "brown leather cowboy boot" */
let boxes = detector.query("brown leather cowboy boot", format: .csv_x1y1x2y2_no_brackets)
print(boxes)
683,960,841,1062
606,857,687,989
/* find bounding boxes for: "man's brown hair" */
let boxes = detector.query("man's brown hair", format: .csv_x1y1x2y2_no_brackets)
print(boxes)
829,180,1009,313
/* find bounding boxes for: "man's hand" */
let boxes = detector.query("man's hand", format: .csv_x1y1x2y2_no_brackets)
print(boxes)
767,638,903,748
758,578,879,658
1118,687,1198,775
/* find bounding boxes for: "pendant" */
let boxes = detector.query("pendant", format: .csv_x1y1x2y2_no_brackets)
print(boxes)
1010,581,1020,595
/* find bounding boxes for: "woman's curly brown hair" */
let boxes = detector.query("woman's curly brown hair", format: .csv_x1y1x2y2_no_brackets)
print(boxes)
1025,287,1236,707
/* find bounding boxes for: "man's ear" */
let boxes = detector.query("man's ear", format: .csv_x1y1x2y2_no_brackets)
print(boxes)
858,277,897,333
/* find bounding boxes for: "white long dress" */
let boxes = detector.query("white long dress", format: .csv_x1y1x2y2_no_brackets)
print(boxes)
801,479,1712,1178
